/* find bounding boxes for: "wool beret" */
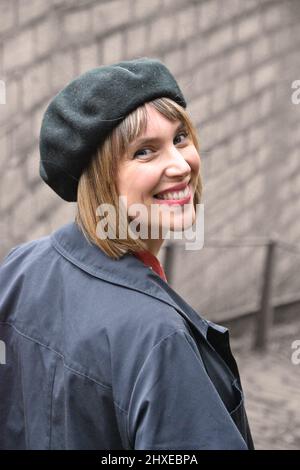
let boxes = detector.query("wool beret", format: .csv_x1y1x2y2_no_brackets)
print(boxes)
39,57,187,202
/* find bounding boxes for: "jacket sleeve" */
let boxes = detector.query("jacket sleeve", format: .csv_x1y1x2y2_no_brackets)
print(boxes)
127,329,247,450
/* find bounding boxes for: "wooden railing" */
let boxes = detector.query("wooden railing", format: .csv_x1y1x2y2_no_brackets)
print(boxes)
162,235,300,352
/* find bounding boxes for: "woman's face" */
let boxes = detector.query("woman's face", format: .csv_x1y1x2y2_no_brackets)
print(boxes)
117,104,201,250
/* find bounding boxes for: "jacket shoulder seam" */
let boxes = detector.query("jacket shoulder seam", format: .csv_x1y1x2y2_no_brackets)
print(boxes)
0,321,112,390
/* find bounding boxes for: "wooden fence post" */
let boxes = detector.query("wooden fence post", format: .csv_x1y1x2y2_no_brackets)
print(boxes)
163,242,175,285
253,237,277,351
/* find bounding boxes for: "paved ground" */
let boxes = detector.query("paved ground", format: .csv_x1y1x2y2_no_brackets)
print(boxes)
230,318,300,450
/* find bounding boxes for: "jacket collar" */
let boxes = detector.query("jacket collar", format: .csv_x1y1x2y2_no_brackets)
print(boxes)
50,222,226,340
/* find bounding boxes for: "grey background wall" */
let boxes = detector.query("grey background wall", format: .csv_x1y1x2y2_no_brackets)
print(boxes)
0,0,300,320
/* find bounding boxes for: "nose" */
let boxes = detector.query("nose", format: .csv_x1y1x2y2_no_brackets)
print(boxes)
164,145,191,179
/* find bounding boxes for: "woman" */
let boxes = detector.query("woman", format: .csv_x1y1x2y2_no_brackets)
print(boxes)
0,57,254,450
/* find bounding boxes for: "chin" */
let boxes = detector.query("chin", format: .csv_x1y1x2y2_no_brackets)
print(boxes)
168,207,196,230
159,220,194,236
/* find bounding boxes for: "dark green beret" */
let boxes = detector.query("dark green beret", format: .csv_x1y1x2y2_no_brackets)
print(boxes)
39,57,187,202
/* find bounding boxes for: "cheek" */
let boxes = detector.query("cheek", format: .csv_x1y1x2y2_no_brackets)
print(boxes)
134,167,161,198
120,167,160,203
188,149,201,176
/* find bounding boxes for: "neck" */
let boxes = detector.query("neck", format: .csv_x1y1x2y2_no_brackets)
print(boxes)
142,238,165,257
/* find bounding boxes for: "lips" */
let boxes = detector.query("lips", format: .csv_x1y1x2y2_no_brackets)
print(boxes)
152,184,192,205
153,180,190,198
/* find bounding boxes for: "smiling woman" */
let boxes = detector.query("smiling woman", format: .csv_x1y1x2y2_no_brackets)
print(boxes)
0,57,254,450
75,96,203,259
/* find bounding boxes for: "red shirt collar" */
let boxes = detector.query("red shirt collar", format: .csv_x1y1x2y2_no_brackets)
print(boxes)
133,250,168,283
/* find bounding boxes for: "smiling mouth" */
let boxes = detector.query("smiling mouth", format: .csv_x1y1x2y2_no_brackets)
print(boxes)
153,184,192,205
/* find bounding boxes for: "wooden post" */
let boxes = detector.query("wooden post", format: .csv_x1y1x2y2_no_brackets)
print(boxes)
253,238,277,351
163,242,175,285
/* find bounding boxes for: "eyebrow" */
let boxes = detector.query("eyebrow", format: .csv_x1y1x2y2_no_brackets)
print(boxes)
130,121,187,148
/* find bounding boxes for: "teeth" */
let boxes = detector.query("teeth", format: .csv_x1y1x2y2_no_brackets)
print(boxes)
155,186,189,200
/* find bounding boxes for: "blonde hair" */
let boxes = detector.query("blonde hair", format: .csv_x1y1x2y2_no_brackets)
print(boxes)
75,97,203,259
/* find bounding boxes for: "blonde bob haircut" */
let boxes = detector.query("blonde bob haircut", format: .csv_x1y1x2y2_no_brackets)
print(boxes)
75,97,202,259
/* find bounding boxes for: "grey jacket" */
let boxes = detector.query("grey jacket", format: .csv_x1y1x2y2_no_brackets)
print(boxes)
0,221,254,450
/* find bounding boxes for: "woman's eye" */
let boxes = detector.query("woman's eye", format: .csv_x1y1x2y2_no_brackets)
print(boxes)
133,132,188,158
133,148,153,158
174,131,188,145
